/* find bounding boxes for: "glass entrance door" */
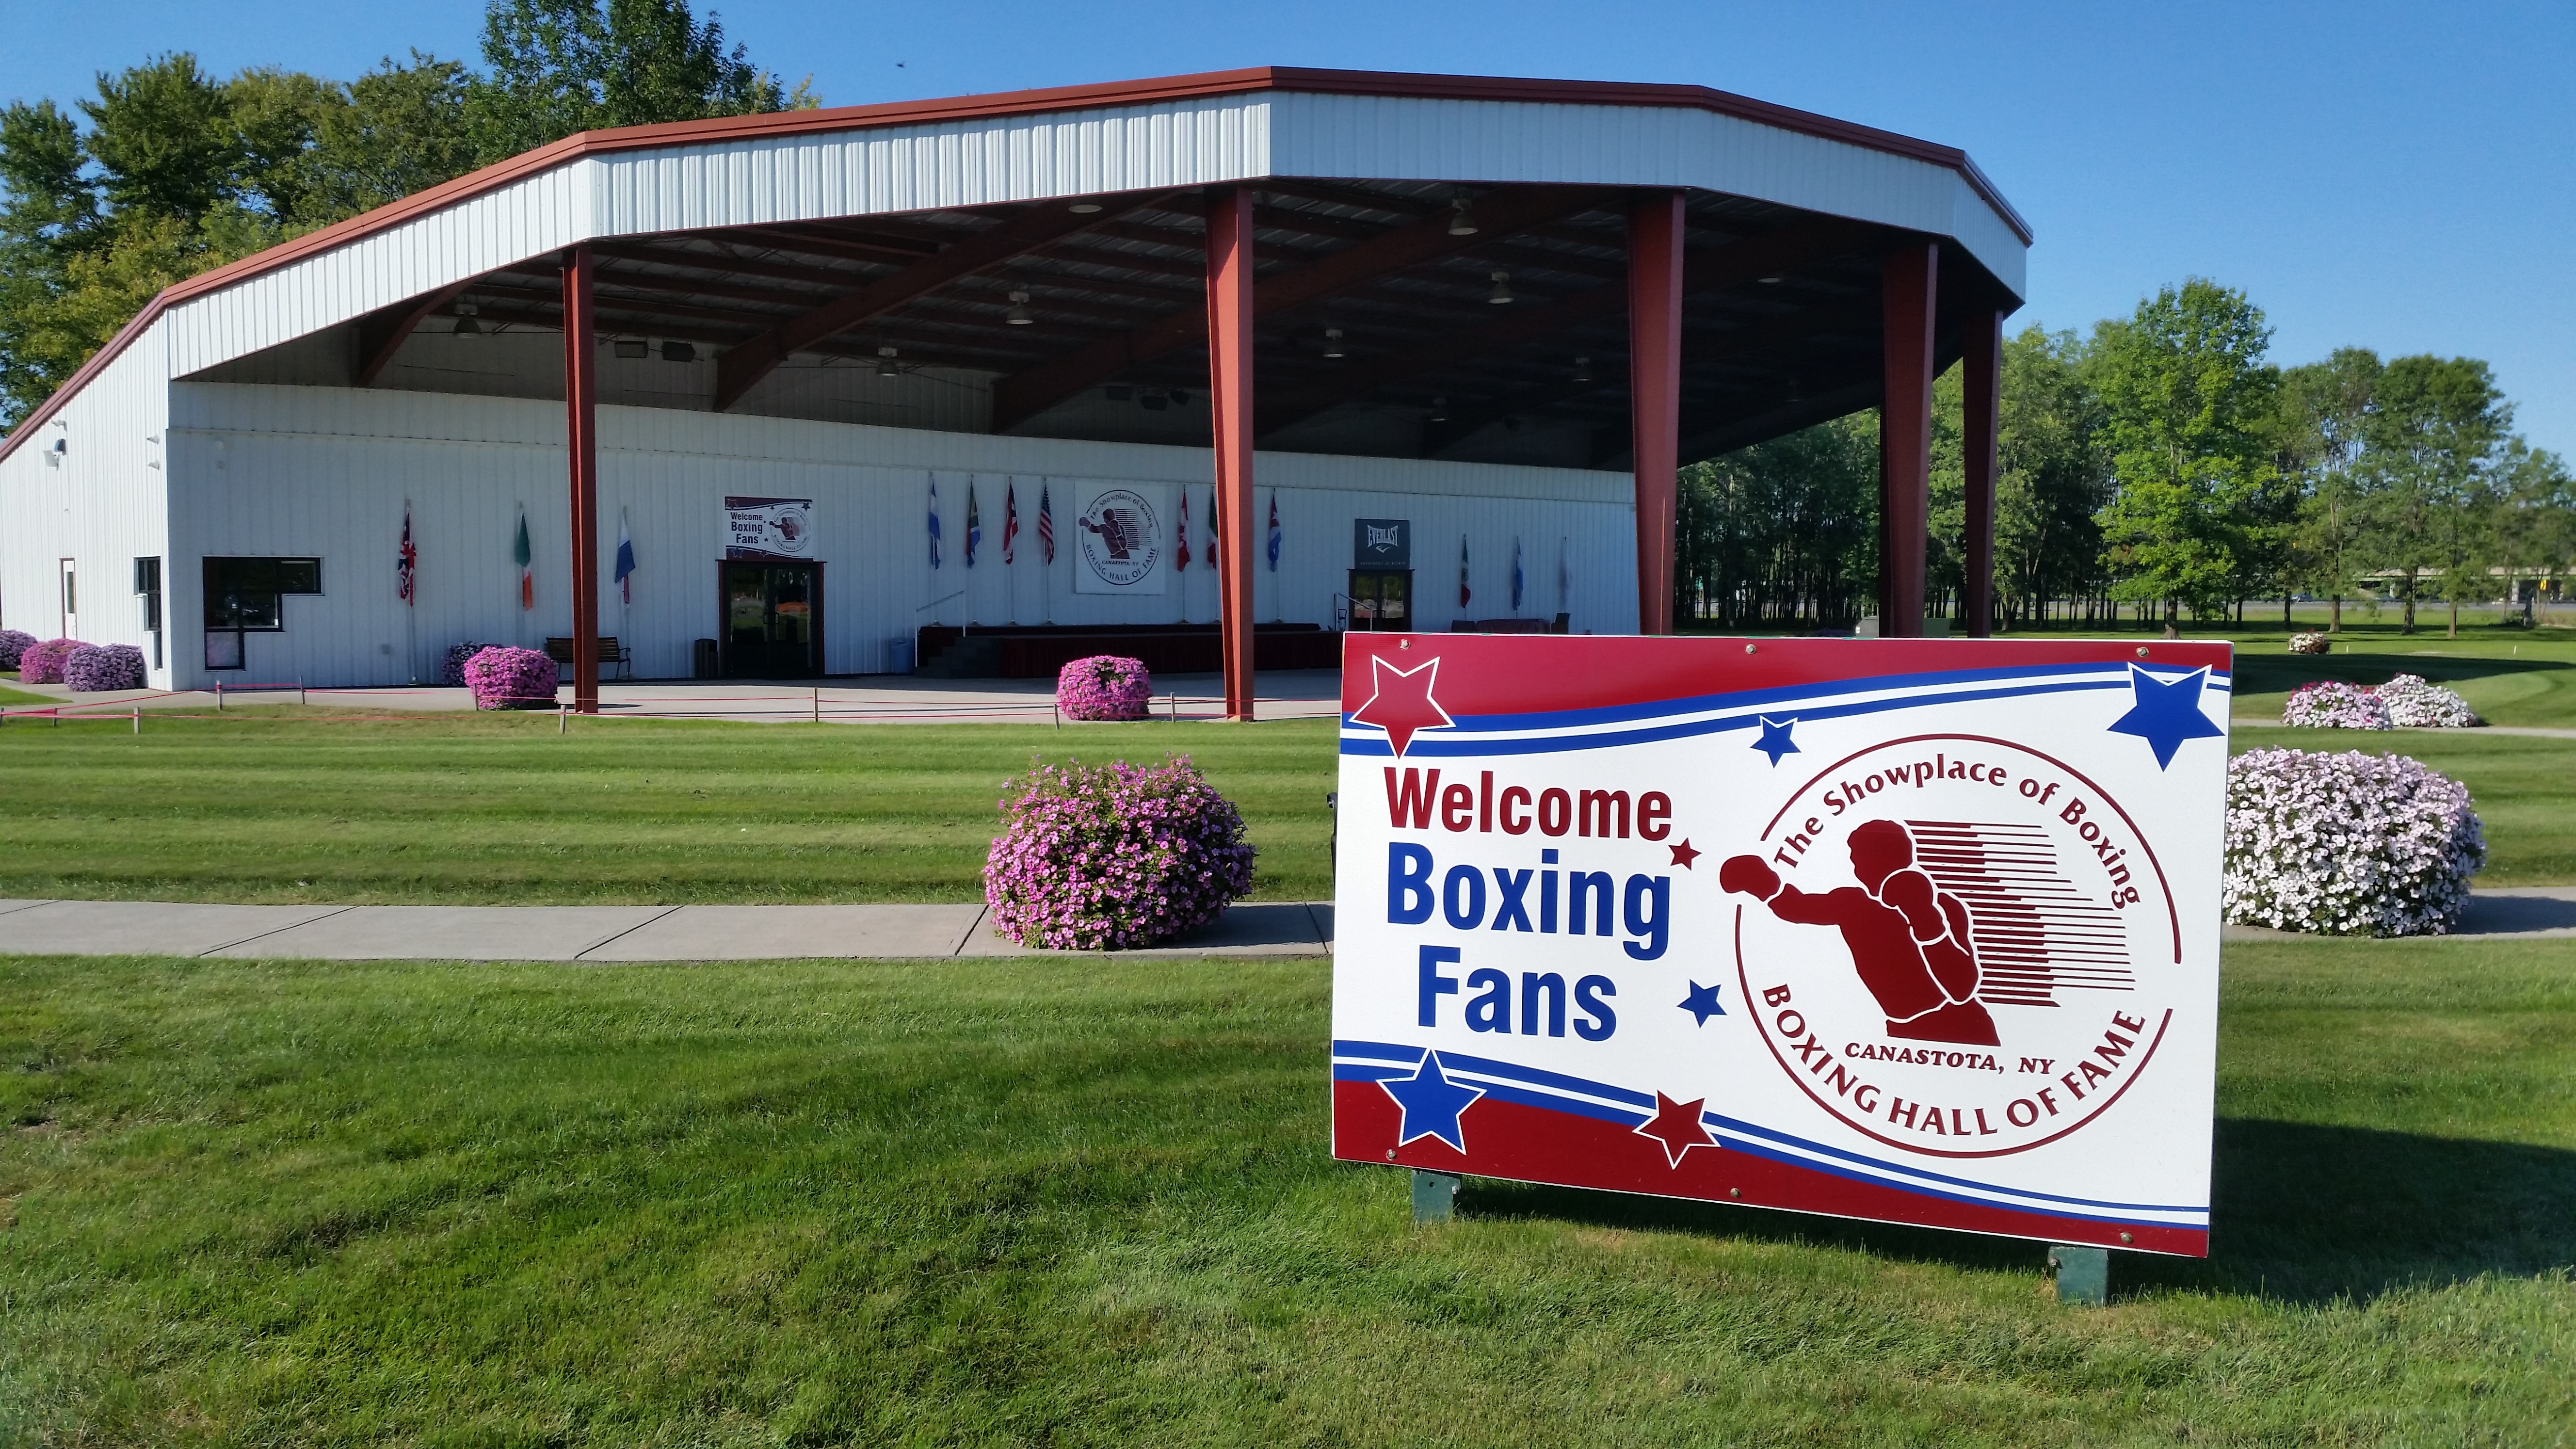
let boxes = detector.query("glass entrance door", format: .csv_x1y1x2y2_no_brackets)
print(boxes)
1348,568,1411,630
721,562,821,677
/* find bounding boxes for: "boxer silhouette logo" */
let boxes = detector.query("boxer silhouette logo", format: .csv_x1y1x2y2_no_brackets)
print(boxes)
1075,488,1161,587
1725,735,2183,1157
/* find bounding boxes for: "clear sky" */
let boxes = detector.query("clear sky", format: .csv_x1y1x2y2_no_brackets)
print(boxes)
6,0,2569,455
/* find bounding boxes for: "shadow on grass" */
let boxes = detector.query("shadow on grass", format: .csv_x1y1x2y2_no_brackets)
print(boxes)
2234,648,2574,697
1458,1117,2576,1305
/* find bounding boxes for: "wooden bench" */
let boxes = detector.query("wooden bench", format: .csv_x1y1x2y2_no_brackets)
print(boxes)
543,637,632,679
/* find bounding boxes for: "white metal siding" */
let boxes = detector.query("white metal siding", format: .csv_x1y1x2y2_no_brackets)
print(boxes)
166,381,1639,689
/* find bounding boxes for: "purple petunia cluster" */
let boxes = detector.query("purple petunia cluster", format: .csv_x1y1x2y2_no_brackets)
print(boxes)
1055,655,1155,721
2282,680,2392,730
460,645,560,709
982,754,1256,950
2223,747,2484,936
442,641,495,687
16,638,81,684
62,643,146,692
2375,674,2478,728
0,629,34,671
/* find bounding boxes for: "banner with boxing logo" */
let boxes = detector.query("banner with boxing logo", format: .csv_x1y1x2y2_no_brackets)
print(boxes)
1330,635,2230,1255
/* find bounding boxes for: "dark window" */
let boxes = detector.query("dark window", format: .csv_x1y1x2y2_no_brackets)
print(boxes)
134,557,162,632
203,557,320,632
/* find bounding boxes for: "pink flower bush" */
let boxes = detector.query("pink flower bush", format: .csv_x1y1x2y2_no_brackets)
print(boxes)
0,629,34,671
2286,631,2328,655
2223,747,2484,936
17,638,82,684
2282,680,2391,730
983,755,1256,950
461,645,559,709
442,641,494,687
2376,673,2478,728
62,643,145,692
1055,655,1154,721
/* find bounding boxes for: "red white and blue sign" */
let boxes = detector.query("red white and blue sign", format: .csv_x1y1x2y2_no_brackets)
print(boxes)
1331,635,2231,1256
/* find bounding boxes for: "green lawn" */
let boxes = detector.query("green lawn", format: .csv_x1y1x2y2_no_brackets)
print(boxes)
2222,628,2576,729
1,939,2569,1446
0,711,1340,905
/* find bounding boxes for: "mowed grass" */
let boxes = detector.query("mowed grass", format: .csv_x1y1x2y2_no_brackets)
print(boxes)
2222,625,2576,728
0,710,1339,905
2229,731,2576,884
0,938,2570,1446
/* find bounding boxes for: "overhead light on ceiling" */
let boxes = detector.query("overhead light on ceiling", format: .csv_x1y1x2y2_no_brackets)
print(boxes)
1758,274,1784,285
876,344,901,377
1169,387,1189,405
614,338,647,358
1488,270,1514,305
1105,386,1134,402
1323,327,1346,359
1068,200,1103,214
1006,289,1034,325
1429,396,1449,423
1447,197,1479,236
660,340,695,363
453,300,482,336
1573,355,1591,383
1140,390,1169,411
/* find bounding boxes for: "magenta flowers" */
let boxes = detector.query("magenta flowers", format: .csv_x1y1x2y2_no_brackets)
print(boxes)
17,638,81,684
0,629,34,671
982,755,1256,950
62,643,146,692
1055,654,1154,721
460,645,560,709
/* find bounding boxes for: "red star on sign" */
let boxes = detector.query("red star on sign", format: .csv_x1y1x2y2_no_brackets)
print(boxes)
1351,655,1453,757
1633,1091,1717,1168
1669,838,1701,869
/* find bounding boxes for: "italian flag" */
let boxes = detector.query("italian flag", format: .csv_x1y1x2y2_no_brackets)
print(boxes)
515,508,534,610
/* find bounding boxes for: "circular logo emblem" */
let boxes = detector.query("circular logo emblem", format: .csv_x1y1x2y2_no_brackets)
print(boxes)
1075,487,1161,587
1721,734,2179,1157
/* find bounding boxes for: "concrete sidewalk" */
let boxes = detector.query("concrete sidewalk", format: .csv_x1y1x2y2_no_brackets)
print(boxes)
0,898,1335,961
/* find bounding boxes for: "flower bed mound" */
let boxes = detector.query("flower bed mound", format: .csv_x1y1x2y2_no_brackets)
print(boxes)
2282,680,2390,730
442,641,495,688
2222,747,2484,937
0,628,34,672
460,645,559,710
983,755,1256,950
17,638,82,685
62,643,145,692
2286,631,2328,656
1056,655,1154,721
2376,673,2478,728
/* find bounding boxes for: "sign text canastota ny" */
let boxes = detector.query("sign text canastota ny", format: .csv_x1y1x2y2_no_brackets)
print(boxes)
1330,636,2231,1255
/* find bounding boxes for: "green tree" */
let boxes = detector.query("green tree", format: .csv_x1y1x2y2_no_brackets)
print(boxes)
467,0,807,164
2275,348,2380,630
293,54,477,225
1678,412,1879,628
2358,355,2509,635
2491,438,2574,625
2088,278,2280,624
1992,325,2110,628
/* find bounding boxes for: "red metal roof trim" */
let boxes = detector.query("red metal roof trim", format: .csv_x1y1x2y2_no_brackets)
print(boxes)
1,66,2028,462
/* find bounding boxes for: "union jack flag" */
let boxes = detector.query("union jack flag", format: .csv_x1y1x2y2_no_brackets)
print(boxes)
1002,481,1019,565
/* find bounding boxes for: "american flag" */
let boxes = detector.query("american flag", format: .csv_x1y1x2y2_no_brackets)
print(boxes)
928,479,941,568
1458,533,1471,610
1037,483,1054,563
1266,492,1281,571
1002,481,1018,565
1208,487,1221,580
1175,489,1191,572
965,482,981,567
398,502,416,604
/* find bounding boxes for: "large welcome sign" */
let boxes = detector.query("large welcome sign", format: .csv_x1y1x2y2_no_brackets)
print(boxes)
1330,635,2231,1255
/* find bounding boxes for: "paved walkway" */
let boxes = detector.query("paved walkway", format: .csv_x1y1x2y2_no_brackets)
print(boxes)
0,899,1335,960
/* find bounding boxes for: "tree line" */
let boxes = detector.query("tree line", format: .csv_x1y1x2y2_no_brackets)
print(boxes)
0,0,809,424
1680,279,2575,635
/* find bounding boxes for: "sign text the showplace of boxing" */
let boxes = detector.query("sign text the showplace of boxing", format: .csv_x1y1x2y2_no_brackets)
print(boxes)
1330,635,2229,1255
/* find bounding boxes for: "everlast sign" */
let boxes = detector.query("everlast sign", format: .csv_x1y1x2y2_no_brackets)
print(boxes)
1353,517,1410,567
1331,637,2228,1256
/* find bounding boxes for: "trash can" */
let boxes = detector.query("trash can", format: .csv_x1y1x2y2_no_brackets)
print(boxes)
692,638,719,679
888,638,915,675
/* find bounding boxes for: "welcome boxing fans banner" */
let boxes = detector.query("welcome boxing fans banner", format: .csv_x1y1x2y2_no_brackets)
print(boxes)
1330,635,2231,1256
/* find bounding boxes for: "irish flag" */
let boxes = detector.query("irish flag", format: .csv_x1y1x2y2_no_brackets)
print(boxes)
514,508,534,610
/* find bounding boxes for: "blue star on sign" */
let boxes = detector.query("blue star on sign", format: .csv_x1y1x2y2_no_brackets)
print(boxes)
1379,1051,1484,1152
1752,715,1801,766
1678,981,1727,1025
2106,664,2225,769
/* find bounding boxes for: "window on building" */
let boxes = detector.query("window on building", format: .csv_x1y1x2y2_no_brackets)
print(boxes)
203,557,320,631
134,557,163,669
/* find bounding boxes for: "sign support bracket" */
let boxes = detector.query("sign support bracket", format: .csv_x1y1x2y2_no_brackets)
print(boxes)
2048,1244,2108,1305
1411,1170,1460,1224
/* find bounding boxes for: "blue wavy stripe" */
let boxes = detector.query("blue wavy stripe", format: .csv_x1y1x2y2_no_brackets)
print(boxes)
1334,1040,2208,1218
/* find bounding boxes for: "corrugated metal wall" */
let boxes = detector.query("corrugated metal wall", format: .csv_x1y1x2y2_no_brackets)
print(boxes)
0,328,172,680
166,382,1640,689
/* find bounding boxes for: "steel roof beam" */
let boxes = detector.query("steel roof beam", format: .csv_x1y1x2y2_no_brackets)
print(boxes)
356,280,478,386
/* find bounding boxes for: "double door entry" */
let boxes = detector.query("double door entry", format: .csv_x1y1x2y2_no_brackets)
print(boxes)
721,561,821,678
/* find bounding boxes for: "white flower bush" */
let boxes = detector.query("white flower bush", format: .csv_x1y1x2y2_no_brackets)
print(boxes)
2223,748,2484,936
2282,680,2391,730
2375,673,2479,728
2286,631,2329,655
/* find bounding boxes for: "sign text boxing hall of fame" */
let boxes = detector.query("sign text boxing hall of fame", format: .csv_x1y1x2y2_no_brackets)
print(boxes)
1329,635,2230,1254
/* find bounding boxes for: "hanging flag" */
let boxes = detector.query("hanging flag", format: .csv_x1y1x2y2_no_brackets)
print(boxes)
1037,482,1055,563
1175,489,1192,573
1266,491,1281,571
1002,481,1019,565
1559,535,1571,613
928,478,942,568
614,509,636,606
1513,536,1525,613
1458,533,1471,611
398,502,417,604
514,507,534,610
1208,487,1222,580
966,482,982,567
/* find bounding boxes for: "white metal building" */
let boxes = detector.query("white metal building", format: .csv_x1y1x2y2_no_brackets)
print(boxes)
0,66,2029,702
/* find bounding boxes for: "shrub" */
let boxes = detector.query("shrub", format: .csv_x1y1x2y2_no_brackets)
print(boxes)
2282,679,2390,730
461,645,559,709
2376,673,2478,728
17,638,82,684
442,641,494,687
62,643,146,692
2223,747,2484,936
0,629,33,671
983,755,1256,950
1055,655,1154,721
2286,631,2328,655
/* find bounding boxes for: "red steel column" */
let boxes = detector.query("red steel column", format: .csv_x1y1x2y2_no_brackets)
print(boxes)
1878,241,1937,638
1208,185,1257,719
563,245,600,712
1627,193,1686,636
1962,306,2002,637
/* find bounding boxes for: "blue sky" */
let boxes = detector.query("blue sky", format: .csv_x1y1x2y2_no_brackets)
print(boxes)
7,0,2568,455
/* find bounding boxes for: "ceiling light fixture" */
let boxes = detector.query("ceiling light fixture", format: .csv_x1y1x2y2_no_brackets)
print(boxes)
1447,197,1479,236
1573,355,1591,383
1169,387,1189,405
1069,200,1103,214
1006,290,1034,325
876,344,901,377
614,338,647,358
1758,274,1784,285
661,340,695,363
1487,270,1514,305
1429,396,1449,423
1140,390,1169,411
453,300,482,336
1323,327,1345,359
